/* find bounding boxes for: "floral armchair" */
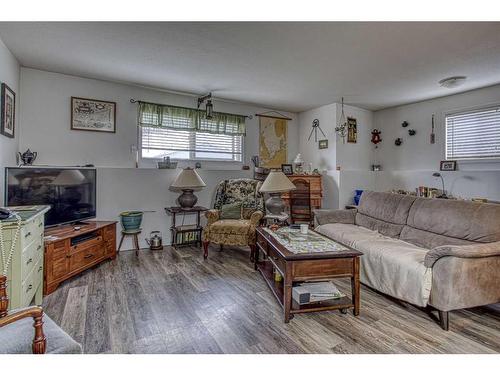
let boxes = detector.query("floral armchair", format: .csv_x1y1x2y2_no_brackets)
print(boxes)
202,178,264,260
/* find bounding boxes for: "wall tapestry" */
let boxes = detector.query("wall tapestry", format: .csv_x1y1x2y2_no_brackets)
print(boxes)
1,83,16,138
347,117,357,143
259,116,287,168
71,97,116,133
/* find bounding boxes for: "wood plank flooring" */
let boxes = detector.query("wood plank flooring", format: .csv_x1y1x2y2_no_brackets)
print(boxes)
42,245,500,354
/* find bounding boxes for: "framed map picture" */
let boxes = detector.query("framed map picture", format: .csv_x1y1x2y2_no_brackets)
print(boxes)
1,83,16,138
71,97,116,133
259,116,287,168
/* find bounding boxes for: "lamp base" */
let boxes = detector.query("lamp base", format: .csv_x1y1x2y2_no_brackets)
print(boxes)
265,193,285,215
178,189,198,208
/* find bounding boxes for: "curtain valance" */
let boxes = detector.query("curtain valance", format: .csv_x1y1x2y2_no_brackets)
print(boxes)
138,101,246,136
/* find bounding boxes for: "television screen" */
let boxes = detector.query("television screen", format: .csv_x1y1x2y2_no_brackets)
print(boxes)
5,167,97,227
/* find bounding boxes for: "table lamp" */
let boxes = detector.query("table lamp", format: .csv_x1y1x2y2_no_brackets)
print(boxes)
259,170,296,215
171,167,206,208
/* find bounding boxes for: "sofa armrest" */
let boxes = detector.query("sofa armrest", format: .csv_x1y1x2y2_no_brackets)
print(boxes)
205,209,220,226
313,209,357,226
424,241,500,268
249,210,264,226
429,254,500,311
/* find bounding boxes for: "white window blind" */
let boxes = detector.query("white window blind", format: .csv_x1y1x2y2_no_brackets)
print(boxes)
446,106,500,160
141,127,243,162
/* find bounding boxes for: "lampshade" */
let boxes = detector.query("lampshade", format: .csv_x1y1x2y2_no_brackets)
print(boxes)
171,167,206,189
260,171,296,193
50,170,87,186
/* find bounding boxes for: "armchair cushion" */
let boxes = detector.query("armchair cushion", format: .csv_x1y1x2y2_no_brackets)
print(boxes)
0,313,82,354
424,241,500,268
220,202,243,220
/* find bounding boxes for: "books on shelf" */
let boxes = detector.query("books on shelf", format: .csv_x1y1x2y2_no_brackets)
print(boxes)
292,281,345,305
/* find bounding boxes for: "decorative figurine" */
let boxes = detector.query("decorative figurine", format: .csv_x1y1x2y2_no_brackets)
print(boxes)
18,149,37,165
371,129,382,147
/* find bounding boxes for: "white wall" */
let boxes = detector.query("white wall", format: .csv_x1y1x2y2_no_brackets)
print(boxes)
336,104,375,208
298,102,375,209
0,37,20,202
16,68,299,249
98,168,253,250
19,68,299,170
374,85,500,201
298,103,339,208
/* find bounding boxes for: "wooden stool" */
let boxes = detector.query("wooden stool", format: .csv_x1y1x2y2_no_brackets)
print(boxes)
117,229,141,256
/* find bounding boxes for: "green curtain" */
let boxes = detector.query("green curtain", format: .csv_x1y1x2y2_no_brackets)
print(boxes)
138,102,246,136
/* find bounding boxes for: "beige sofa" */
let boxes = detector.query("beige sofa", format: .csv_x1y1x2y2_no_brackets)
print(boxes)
314,191,500,330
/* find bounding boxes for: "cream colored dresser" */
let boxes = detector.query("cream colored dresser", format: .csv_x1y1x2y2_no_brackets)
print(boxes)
0,206,50,310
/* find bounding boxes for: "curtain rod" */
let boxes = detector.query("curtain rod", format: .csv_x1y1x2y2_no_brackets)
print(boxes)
130,99,252,119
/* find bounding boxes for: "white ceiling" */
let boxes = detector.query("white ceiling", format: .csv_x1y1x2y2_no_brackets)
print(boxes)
1,22,500,112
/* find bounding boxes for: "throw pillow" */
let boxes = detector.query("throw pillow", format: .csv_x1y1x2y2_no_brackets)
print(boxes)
220,202,242,220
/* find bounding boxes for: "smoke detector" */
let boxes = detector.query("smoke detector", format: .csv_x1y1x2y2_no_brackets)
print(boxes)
439,76,467,89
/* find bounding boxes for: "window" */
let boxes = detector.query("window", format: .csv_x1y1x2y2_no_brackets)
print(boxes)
446,105,500,160
138,101,245,162
141,127,243,161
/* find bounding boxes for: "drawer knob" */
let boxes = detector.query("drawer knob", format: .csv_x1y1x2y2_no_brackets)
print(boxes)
84,254,94,259
25,232,32,238
38,266,43,272
38,221,43,227
26,284,33,292
66,254,72,258
26,258,33,265
37,245,42,250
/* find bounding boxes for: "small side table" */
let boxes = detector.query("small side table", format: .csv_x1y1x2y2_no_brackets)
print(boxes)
165,206,208,249
118,229,141,256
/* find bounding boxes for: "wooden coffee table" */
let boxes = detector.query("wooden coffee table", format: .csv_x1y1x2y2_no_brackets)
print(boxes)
255,226,362,323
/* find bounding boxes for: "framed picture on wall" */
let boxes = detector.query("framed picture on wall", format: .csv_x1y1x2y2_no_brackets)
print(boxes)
347,117,357,143
1,83,16,138
71,97,116,133
318,139,328,149
440,160,457,171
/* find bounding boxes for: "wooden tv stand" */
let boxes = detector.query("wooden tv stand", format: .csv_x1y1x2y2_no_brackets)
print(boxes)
43,221,117,295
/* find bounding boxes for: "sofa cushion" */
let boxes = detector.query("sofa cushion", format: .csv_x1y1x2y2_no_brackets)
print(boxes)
355,191,416,237
404,198,500,246
400,226,475,249
316,223,432,307
316,222,382,248
357,191,417,225
355,214,405,239
0,313,82,354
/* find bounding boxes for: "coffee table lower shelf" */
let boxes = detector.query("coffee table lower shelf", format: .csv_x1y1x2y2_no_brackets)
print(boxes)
256,260,354,316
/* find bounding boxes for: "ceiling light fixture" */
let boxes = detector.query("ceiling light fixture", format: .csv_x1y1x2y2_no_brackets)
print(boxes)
197,92,214,119
438,76,467,89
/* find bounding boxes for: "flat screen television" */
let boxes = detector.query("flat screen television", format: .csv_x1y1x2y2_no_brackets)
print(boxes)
5,167,97,227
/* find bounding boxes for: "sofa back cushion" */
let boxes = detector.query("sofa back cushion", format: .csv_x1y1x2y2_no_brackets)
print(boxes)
400,198,500,248
355,191,417,237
